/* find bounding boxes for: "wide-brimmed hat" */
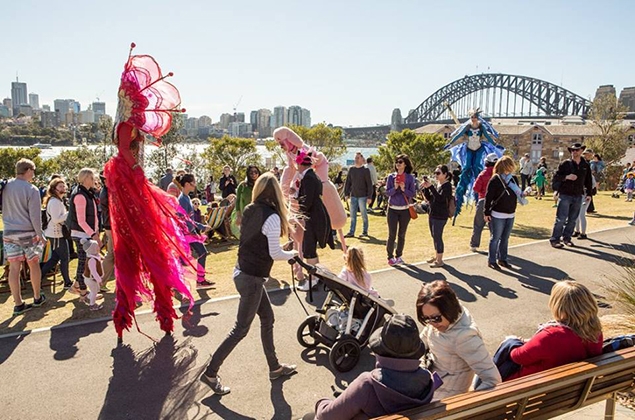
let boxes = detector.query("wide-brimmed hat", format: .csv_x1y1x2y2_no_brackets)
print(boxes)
369,314,427,359
568,142,586,152
583,148,594,155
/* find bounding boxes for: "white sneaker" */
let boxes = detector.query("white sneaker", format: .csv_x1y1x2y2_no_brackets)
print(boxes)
296,278,319,292
470,247,478,252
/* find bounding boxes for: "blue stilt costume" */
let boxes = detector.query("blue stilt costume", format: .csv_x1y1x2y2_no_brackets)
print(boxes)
444,108,504,223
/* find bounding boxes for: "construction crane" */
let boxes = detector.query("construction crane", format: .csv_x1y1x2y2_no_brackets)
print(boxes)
233,95,243,119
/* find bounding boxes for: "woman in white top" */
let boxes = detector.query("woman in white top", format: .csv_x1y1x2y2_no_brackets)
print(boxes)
41,178,72,287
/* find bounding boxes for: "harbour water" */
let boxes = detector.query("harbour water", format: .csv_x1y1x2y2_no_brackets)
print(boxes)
1,143,379,168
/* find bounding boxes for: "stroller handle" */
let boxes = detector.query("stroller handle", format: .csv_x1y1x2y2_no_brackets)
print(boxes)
288,255,316,273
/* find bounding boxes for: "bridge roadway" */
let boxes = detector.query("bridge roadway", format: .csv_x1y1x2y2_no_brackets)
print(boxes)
0,227,634,419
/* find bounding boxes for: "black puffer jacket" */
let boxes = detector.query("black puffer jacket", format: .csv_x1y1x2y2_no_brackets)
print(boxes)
484,174,519,216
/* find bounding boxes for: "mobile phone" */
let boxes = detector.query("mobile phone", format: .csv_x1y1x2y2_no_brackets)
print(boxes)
396,173,405,184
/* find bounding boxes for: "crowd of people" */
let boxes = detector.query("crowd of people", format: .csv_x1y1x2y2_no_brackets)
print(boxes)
0,137,630,418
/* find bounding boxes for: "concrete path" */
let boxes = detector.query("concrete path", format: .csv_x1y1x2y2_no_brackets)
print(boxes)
1,227,634,420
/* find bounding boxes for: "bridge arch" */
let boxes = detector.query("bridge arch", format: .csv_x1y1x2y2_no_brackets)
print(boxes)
404,73,592,124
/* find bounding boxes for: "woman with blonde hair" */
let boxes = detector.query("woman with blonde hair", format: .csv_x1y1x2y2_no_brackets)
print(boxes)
66,168,101,298
506,280,603,380
201,172,298,395
484,156,527,270
41,178,73,288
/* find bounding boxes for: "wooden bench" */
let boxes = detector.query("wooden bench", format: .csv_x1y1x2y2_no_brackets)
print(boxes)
377,347,635,420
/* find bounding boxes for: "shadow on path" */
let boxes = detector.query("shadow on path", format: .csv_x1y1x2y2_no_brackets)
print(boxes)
443,265,517,300
179,297,219,339
98,336,202,420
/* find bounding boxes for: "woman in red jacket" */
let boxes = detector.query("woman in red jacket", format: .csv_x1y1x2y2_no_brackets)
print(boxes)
507,280,603,380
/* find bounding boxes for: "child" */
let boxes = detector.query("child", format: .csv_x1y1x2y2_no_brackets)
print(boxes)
338,246,379,297
80,238,104,311
624,172,635,202
191,198,203,224
532,166,546,200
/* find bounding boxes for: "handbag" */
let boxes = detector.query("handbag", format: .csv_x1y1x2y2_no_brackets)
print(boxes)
402,193,418,219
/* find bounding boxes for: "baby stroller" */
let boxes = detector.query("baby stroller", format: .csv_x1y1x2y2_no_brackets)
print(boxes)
612,178,625,198
291,257,397,372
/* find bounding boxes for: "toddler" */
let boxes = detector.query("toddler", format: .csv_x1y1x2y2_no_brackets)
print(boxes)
624,172,635,202
338,246,379,297
81,238,104,311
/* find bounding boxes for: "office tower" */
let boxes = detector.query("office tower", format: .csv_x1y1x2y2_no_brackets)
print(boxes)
28,93,39,110
250,110,258,131
595,85,616,99
235,112,245,123
301,108,311,127
199,115,212,127
619,87,635,112
287,105,302,126
273,106,287,128
257,108,272,137
11,78,28,116
219,113,233,130
92,101,106,116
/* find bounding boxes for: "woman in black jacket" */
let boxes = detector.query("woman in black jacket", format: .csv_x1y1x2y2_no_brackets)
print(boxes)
484,156,523,270
422,165,453,268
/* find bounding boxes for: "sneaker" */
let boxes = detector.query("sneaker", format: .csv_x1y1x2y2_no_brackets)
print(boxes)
200,373,231,395
564,240,575,247
269,363,297,380
488,262,501,270
497,260,512,269
33,293,47,307
89,303,103,311
359,233,369,238
550,241,564,249
13,302,32,316
629,220,635,226
387,257,397,266
196,280,216,290
429,261,445,268
296,278,319,292
470,247,478,252
572,231,580,237
343,232,355,238
99,284,110,293
578,234,588,240
395,257,404,265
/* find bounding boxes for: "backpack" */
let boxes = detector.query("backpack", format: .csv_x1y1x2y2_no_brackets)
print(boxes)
447,194,456,219
41,206,51,231
602,334,635,354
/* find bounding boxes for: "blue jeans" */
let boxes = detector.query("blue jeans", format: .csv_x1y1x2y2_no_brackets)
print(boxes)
348,196,368,235
550,194,583,242
489,216,514,264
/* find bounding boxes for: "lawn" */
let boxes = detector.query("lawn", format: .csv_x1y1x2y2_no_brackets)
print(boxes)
1,192,633,334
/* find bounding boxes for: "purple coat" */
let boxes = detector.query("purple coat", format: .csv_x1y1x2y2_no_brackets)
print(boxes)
386,173,416,207
314,355,442,420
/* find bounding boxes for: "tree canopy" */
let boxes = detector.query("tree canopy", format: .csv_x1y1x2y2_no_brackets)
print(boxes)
201,135,262,181
586,94,629,165
288,123,346,162
374,129,450,176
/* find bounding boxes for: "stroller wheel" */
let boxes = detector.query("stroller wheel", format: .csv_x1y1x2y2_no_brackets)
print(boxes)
297,315,320,348
329,335,361,372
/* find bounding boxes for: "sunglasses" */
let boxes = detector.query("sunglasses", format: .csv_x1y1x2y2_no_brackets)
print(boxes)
396,160,404,164
421,314,443,324
434,171,442,175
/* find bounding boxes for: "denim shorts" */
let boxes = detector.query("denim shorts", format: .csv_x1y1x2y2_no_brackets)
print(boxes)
3,236,43,263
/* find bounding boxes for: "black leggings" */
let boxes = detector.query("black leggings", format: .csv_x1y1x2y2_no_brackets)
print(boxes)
429,217,447,254
386,208,410,259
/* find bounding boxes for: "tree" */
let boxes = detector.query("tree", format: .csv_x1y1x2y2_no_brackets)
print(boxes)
288,123,346,162
374,129,450,176
0,147,56,183
264,139,286,169
201,135,262,181
145,113,185,178
586,94,629,165
54,146,111,181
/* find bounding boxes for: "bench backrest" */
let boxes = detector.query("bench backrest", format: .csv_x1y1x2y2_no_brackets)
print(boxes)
377,347,635,420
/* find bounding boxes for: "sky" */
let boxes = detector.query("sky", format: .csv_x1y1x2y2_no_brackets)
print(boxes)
2,0,634,127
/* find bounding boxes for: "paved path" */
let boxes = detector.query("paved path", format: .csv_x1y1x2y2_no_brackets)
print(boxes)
1,227,634,420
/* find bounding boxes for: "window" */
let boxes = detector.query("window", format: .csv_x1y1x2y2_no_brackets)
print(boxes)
531,150,541,163
552,150,560,158
532,133,543,144
443,132,450,139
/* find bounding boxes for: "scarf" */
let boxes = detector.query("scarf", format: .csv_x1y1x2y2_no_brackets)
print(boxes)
500,173,528,206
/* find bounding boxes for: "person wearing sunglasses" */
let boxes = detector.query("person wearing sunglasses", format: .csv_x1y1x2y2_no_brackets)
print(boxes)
385,154,416,266
421,165,453,268
416,280,500,400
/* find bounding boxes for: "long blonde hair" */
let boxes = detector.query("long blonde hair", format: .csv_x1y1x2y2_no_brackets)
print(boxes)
345,246,367,289
549,280,602,343
251,172,290,237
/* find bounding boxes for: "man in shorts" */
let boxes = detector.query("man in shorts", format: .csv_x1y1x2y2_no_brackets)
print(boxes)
3,158,47,315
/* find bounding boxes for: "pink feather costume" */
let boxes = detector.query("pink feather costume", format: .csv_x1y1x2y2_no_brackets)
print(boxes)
104,44,195,340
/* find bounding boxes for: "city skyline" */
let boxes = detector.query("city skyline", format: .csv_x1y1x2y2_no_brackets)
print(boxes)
2,1,634,127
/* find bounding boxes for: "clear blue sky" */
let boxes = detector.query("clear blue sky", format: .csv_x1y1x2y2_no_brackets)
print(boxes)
2,0,633,126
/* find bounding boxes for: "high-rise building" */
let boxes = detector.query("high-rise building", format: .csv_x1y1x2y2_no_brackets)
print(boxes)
287,106,302,126
0,105,10,118
70,100,81,113
92,101,106,116
11,78,28,116
250,110,258,131
79,109,95,124
257,108,272,137
619,87,635,112
42,104,50,112
219,113,233,130
391,108,403,130
235,112,245,123
228,122,252,137
28,93,39,110
595,85,617,99
199,115,212,127
18,104,33,117
2,98,12,110
273,106,287,129
54,99,72,118
185,117,199,130
41,111,61,128
301,108,311,127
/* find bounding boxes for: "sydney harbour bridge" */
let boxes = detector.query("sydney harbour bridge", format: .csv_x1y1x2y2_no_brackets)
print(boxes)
344,73,592,141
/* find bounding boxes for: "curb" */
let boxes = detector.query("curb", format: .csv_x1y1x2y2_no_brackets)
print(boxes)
0,224,630,340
